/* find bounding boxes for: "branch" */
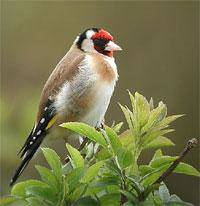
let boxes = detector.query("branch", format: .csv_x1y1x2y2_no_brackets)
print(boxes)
120,170,127,205
120,194,127,205
139,138,199,202
154,138,199,184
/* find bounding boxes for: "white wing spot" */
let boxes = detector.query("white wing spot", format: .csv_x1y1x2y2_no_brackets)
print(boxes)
40,118,45,124
37,130,41,136
33,136,36,140
30,141,33,145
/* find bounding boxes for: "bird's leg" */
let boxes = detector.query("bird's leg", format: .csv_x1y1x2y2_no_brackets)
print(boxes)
78,137,88,151
93,121,105,156
95,121,105,131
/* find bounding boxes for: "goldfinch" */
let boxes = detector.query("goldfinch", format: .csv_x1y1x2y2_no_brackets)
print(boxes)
10,28,122,186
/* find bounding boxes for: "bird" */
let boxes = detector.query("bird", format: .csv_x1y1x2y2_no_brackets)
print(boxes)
10,28,122,186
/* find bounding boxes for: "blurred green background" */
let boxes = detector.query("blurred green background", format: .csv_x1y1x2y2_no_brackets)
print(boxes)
1,1,199,205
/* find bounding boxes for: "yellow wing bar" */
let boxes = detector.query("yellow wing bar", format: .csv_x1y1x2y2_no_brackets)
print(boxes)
46,114,58,130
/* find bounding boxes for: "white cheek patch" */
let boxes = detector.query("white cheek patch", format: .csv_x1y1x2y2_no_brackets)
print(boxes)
81,39,97,53
86,30,95,39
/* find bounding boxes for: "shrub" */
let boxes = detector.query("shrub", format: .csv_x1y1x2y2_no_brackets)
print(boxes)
1,92,199,206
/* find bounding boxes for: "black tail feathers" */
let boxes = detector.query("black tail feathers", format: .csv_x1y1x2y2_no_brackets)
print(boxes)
10,134,44,186
10,99,56,186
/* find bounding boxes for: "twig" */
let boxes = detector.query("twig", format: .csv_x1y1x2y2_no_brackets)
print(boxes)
78,137,88,151
154,138,199,184
120,168,128,205
120,194,127,205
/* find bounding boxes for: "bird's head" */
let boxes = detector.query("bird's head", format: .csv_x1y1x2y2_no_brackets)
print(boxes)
76,28,122,57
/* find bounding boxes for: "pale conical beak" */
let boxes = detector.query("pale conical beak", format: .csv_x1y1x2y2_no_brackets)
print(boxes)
105,41,122,51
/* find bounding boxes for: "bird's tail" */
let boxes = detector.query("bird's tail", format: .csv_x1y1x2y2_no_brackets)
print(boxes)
10,99,57,186
10,132,45,186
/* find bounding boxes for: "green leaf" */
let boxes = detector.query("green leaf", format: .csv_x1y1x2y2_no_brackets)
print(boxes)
152,194,162,205
85,142,95,159
119,104,134,137
151,149,163,162
0,196,24,206
174,162,200,177
149,97,154,110
138,201,157,206
26,185,56,204
105,126,122,154
120,190,138,202
99,193,120,206
144,136,175,150
141,164,170,186
81,161,104,183
112,122,123,133
155,114,184,130
96,148,112,161
142,149,163,176
72,197,99,206
150,156,177,168
165,202,193,206
126,175,143,194
67,184,86,202
142,129,174,146
106,184,119,194
141,103,167,134
62,162,73,175
169,194,182,202
65,167,84,193
135,92,150,127
159,183,170,202
41,148,62,182
127,90,135,112
66,143,84,168
61,122,107,148
119,130,134,151
89,176,120,189
139,165,154,176
11,180,47,198
123,201,134,206
167,195,193,206
105,160,122,176
35,165,59,191
26,197,47,206
117,148,133,169
2,200,28,206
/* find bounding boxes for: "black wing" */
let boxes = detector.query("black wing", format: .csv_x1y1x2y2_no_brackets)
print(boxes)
10,99,57,186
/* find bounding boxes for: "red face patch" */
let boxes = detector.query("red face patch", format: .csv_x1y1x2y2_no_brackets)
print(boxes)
91,29,113,41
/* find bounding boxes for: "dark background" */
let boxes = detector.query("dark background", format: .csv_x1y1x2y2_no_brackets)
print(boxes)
1,1,199,204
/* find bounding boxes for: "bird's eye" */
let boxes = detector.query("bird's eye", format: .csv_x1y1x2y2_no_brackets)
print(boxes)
93,38,108,50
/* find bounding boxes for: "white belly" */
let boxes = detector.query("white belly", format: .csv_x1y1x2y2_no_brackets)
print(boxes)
54,54,118,140
80,81,115,127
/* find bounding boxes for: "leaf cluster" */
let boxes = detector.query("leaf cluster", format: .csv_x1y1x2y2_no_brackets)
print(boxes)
1,92,199,206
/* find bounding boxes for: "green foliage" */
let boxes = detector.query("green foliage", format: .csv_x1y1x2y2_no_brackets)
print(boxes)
60,122,107,148
66,144,84,169
2,92,199,206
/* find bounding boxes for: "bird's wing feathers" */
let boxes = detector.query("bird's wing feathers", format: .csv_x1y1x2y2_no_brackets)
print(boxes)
10,45,85,186
19,99,56,158
37,46,85,122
